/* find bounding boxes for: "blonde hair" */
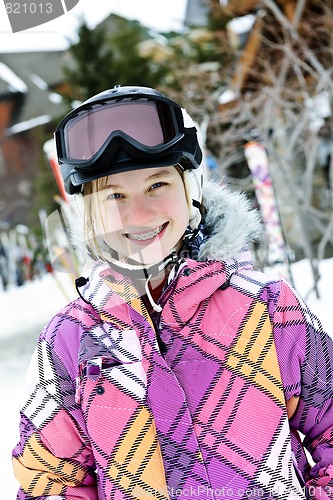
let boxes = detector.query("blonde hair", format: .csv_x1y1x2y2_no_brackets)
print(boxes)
82,176,110,260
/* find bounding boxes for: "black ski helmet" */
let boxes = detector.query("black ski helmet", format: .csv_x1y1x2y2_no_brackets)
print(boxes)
55,85,203,195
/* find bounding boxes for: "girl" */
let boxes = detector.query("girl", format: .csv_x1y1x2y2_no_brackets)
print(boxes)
13,86,333,499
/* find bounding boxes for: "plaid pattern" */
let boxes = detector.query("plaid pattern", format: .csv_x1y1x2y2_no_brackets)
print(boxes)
107,406,169,499
226,300,284,404
13,433,86,496
13,260,333,499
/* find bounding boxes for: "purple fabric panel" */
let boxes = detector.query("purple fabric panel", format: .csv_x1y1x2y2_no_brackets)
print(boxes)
13,414,36,457
267,280,333,487
43,299,97,379
261,281,306,401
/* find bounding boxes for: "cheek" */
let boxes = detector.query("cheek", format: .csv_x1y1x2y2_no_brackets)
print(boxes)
95,204,126,235
173,191,190,225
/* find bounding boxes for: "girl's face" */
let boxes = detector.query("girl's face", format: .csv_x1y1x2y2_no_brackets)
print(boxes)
92,166,189,266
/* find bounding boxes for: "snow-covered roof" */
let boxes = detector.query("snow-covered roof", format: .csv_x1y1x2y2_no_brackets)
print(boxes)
0,51,68,129
0,62,27,93
6,115,51,136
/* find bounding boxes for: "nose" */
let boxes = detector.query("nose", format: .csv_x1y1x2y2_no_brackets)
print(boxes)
125,196,155,226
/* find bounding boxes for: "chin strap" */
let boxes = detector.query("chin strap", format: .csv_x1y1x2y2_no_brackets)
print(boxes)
105,250,179,280
99,244,178,314
87,224,201,279
87,237,180,280
81,226,203,313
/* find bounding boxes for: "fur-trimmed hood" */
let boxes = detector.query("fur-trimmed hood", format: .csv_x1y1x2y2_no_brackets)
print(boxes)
195,180,263,262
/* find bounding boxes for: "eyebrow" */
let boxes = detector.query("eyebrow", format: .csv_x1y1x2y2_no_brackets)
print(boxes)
106,169,172,189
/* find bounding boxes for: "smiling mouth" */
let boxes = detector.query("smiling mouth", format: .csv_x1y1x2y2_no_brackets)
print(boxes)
125,223,168,241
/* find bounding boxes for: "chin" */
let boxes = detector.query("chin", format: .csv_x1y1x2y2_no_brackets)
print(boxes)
129,246,170,266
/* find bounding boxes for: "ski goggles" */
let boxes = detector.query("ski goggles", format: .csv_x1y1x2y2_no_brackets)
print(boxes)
55,97,185,170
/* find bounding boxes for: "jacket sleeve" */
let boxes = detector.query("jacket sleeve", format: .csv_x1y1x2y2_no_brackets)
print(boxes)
12,316,98,500
270,279,333,499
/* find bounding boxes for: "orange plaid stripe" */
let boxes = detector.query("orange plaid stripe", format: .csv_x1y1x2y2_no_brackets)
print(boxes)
13,434,87,496
108,406,169,499
105,277,154,328
226,301,284,404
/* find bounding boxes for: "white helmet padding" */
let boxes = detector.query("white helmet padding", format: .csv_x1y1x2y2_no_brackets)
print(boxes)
182,167,203,230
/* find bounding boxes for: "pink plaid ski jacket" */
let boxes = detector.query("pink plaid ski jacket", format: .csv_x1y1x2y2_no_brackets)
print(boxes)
13,182,333,499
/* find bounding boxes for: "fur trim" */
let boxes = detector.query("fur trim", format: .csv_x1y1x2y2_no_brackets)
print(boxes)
198,180,263,261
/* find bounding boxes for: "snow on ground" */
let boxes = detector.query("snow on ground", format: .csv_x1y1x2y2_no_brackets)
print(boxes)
1,260,332,498
1,271,76,498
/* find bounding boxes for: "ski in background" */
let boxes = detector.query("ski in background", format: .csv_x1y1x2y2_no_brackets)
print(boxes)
43,139,69,203
244,140,294,285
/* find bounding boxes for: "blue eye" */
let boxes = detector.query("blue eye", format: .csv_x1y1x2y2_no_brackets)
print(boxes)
150,182,166,190
106,192,123,200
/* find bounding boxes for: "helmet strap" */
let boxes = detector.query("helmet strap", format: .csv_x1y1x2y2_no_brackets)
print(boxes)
88,238,180,280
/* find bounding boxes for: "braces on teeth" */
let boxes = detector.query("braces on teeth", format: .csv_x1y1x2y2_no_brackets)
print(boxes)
127,224,164,241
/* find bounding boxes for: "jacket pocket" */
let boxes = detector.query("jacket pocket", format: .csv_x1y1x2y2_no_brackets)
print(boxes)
78,356,148,460
78,356,147,408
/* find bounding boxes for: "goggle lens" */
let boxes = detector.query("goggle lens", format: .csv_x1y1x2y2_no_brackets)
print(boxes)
63,99,176,161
